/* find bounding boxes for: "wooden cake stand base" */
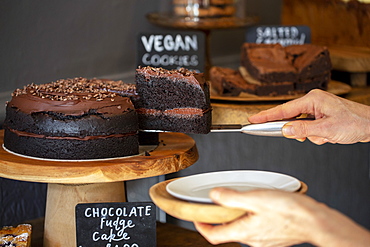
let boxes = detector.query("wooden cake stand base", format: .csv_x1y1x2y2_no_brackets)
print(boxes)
0,131,198,247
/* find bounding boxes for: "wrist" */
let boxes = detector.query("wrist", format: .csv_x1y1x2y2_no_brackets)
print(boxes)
307,204,370,246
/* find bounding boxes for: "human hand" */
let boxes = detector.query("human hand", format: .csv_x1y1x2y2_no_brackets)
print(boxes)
248,89,370,145
194,188,370,247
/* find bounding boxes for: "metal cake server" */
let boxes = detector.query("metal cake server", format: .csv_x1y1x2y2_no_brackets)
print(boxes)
211,118,313,137
141,119,313,137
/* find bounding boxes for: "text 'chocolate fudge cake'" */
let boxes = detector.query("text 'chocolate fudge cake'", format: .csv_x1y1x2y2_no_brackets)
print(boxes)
3,78,139,160
210,43,332,96
135,66,212,134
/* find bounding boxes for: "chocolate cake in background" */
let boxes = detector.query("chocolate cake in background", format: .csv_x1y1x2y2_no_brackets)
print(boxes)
3,78,139,160
285,44,331,92
241,43,298,83
210,43,331,96
135,66,212,134
209,66,255,96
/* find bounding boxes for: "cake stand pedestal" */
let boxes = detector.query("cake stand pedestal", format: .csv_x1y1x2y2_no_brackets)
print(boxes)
0,130,198,247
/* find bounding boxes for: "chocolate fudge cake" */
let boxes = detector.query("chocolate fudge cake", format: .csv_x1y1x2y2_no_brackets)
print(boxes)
135,66,212,134
210,66,295,96
0,224,31,247
3,78,139,160
241,43,298,83
210,43,331,96
209,66,255,96
285,44,331,91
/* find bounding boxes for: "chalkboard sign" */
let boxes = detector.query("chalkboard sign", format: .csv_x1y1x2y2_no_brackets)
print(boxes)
137,31,205,72
76,202,156,247
246,25,311,46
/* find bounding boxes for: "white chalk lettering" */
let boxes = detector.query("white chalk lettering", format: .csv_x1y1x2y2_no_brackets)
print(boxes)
255,26,306,46
106,243,139,247
141,34,198,53
141,53,198,67
145,205,152,216
85,205,153,246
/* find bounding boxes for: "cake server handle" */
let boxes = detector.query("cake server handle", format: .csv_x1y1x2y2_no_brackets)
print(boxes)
211,118,314,137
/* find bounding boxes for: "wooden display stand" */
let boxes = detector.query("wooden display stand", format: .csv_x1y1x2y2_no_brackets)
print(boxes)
281,0,370,87
0,131,198,247
328,45,370,87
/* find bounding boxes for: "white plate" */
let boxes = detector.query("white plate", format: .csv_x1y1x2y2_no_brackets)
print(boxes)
166,170,301,203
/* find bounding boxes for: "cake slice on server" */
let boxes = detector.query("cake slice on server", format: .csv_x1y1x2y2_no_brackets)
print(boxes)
134,66,212,134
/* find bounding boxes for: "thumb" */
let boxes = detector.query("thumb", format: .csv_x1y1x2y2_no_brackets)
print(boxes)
210,188,262,212
282,119,327,140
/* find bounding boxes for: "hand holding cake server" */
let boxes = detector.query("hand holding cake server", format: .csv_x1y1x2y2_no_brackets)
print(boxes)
250,89,370,145
195,89,370,246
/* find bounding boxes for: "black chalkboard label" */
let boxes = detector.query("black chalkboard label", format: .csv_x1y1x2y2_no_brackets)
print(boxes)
246,25,311,46
137,31,205,72
76,202,156,247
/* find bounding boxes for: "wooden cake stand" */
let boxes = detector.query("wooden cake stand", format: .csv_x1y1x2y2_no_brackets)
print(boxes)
0,130,198,247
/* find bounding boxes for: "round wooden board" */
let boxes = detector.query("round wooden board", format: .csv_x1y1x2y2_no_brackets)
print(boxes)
211,80,352,102
150,178,308,224
146,12,258,30
0,131,198,184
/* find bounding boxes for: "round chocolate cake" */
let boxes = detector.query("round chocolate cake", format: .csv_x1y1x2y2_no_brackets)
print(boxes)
3,78,139,160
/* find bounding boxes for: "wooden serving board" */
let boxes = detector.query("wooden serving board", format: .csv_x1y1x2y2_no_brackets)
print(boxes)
328,45,370,73
150,178,308,224
0,131,198,184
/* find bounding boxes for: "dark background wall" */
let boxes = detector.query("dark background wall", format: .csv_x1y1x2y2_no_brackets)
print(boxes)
1,2,369,247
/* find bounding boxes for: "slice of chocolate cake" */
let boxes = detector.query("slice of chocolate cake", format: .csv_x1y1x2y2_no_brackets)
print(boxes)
210,66,295,97
285,44,332,92
3,78,139,160
209,66,255,96
135,66,212,134
285,44,331,79
240,43,331,95
241,43,298,83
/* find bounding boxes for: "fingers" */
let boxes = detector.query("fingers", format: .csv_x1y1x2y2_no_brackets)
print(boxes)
282,119,332,145
209,188,286,213
209,187,257,211
248,89,329,124
194,221,240,245
195,214,257,245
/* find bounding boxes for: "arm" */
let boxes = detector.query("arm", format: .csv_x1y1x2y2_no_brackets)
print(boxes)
248,89,370,145
194,188,370,247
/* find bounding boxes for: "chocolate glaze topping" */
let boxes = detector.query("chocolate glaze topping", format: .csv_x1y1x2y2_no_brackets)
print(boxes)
7,77,135,116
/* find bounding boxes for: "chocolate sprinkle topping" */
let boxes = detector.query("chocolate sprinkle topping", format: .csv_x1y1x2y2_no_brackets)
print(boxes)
12,77,134,101
139,66,196,77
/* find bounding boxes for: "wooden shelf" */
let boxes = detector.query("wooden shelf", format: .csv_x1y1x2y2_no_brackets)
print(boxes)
328,45,370,87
